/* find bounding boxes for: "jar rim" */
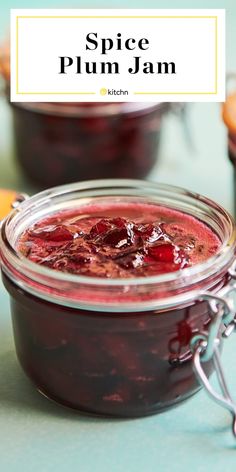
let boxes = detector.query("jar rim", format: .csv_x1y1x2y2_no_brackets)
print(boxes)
1,179,235,311
10,101,168,117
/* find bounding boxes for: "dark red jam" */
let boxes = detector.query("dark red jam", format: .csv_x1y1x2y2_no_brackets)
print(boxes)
3,203,221,417
17,204,220,278
11,103,164,188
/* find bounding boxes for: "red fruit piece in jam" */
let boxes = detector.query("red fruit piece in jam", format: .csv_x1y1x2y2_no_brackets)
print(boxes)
90,217,129,241
102,226,134,248
90,217,136,249
89,219,113,238
110,218,127,228
135,223,165,244
29,225,74,242
147,243,188,268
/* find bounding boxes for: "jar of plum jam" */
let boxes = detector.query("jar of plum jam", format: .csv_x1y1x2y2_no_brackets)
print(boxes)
0,44,178,188
1,180,236,433
10,101,168,187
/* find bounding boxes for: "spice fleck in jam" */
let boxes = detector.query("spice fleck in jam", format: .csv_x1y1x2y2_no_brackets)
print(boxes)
17,204,220,278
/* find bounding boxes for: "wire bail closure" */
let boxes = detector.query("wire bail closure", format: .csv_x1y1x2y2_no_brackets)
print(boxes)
190,263,236,437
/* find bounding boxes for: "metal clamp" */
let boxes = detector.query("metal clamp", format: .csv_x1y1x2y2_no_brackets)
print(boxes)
190,275,236,437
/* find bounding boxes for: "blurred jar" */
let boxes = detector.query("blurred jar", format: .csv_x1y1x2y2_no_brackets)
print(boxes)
0,43,174,188
222,75,236,214
10,101,169,187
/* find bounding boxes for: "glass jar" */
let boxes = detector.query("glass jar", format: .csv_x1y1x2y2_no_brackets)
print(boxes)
0,44,172,188
10,101,169,188
1,180,236,424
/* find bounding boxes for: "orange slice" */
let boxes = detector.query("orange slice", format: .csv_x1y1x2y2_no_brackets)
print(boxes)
0,42,10,83
0,189,17,220
222,93,236,134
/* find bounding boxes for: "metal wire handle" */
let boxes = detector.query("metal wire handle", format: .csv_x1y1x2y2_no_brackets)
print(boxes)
190,277,236,437
192,341,236,437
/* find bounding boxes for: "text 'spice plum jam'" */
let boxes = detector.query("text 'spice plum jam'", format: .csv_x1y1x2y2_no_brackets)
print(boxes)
1,180,236,419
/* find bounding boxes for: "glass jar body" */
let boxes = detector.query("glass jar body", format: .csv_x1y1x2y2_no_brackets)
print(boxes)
1,179,235,417
11,103,165,188
3,273,216,417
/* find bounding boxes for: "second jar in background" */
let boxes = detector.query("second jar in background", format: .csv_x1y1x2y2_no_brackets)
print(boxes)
11,102,169,188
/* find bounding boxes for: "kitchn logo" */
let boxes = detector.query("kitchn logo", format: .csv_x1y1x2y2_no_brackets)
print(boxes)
100,88,128,96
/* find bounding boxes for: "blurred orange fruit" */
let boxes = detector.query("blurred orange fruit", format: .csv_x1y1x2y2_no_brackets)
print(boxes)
0,41,10,83
0,189,17,220
222,93,236,134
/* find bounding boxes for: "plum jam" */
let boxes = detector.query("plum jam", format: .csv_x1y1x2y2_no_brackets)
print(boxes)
17,204,220,278
1,180,235,417
10,101,167,188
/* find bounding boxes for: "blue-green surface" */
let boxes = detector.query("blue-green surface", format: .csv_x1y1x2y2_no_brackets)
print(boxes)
1,2,236,471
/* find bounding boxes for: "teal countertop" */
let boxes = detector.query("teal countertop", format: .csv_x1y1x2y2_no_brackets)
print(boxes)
1,1,236,471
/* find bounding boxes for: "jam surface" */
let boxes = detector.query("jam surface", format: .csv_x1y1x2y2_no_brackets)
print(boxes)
17,204,220,278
